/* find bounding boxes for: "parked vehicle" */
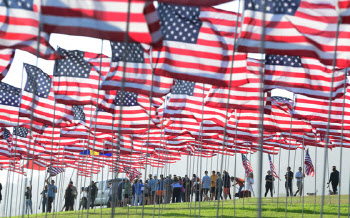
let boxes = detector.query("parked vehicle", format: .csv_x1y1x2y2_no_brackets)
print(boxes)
94,178,127,206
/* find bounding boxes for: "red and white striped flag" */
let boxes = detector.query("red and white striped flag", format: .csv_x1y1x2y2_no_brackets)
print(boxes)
304,149,315,177
241,153,253,177
48,165,65,176
153,4,248,87
268,154,280,180
19,64,75,127
0,0,57,59
239,0,350,68
53,47,110,106
264,54,348,100
41,0,162,45
101,42,173,98
339,0,350,24
0,49,15,82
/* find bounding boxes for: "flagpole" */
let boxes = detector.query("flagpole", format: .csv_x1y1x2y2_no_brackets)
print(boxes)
337,68,348,217
314,133,318,214
276,135,282,211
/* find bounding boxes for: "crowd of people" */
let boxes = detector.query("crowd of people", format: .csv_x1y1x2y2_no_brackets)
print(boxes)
17,166,340,213
107,170,258,207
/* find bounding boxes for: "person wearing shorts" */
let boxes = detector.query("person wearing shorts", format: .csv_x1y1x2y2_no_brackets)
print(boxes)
148,174,157,204
294,167,305,196
210,171,217,200
202,171,211,201
156,175,165,204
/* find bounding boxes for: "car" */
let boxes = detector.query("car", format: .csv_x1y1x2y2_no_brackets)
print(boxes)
94,178,128,206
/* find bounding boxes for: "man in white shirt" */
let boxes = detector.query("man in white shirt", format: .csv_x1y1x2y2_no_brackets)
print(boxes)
294,167,305,196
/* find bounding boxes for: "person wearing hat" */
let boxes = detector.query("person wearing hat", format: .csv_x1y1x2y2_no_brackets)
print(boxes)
328,166,340,194
265,170,274,197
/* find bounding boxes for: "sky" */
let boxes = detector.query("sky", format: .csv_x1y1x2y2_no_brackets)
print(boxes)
0,1,349,217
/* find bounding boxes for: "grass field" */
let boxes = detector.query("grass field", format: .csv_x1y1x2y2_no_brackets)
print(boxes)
14,195,349,217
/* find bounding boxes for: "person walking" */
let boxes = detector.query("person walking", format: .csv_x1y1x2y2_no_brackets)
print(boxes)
70,181,77,210
223,171,231,200
265,170,274,197
328,166,340,194
285,167,294,197
183,175,191,202
46,178,57,213
40,185,48,213
294,167,305,196
202,171,211,201
87,181,98,209
25,186,32,214
232,177,245,199
246,172,255,197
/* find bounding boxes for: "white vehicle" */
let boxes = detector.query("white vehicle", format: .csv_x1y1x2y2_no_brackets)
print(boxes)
94,178,127,206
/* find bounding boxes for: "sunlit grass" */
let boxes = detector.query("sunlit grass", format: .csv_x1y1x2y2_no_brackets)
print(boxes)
14,195,349,217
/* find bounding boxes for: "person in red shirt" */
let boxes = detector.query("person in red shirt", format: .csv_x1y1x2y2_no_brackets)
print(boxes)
231,177,245,199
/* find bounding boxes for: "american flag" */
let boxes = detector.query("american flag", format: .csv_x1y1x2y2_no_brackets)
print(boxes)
101,41,173,97
205,58,264,111
19,64,74,127
41,0,162,45
0,128,11,157
124,166,142,181
264,54,348,100
48,165,65,177
0,82,22,127
0,0,57,59
53,47,110,106
268,154,280,180
91,91,157,134
339,0,350,24
0,49,15,82
156,0,231,6
239,0,350,68
294,89,350,127
153,4,248,87
241,153,253,177
304,149,315,177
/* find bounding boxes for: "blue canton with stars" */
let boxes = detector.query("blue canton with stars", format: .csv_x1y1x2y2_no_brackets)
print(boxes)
158,3,202,44
3,128,11,140
272,96,292,102
0,83,21,107
0,0,33,11
171,80,195,96
114,91,139,107
110,41,144,63
73,105,85,122
13,127,28,138
245,0,300,16
265,54,302,67
55,47,91,79
24,64,52,98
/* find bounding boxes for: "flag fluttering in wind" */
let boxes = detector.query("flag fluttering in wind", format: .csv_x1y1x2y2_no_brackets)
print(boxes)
241,153,253,177
268,154,280,180
304,149,315,177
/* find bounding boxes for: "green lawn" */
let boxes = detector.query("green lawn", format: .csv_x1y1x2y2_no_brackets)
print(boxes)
16,195,349,217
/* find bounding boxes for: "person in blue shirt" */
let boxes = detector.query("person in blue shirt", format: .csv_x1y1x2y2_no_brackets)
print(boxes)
46,178,57,213
156,175,165,204
134,180,144,206
148,174,157,205
202,171,211,201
